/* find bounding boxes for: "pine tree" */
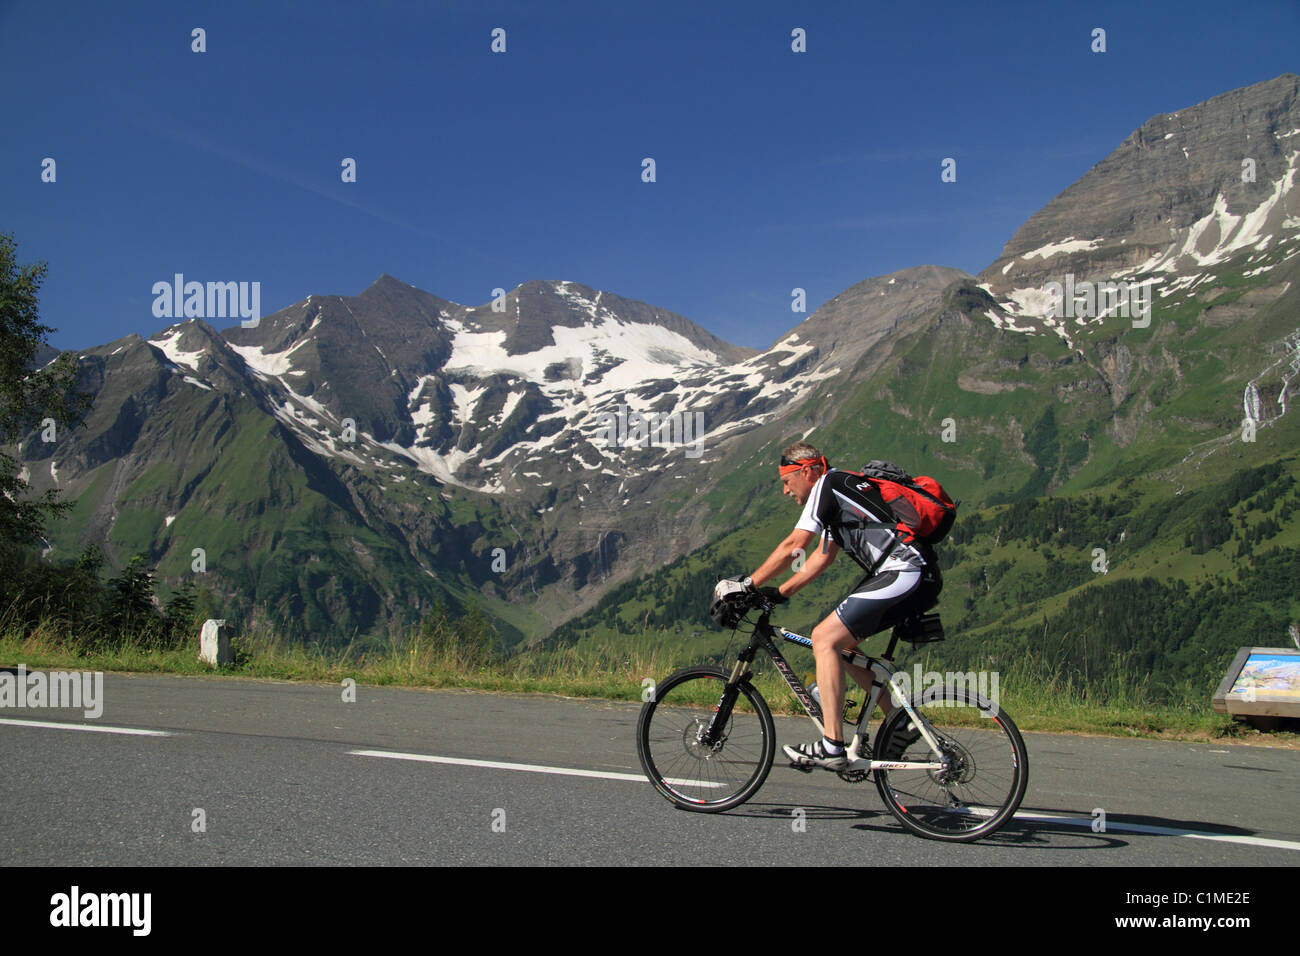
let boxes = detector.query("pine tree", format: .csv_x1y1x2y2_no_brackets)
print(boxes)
165,580,199,646
102,554,165,646
0,234,93,547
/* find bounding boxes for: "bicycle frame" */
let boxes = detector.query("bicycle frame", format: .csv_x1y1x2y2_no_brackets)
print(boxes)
708,608,945,772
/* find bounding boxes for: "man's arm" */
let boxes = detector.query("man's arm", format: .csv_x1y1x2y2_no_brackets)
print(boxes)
774,536,838,598
750,528,836,596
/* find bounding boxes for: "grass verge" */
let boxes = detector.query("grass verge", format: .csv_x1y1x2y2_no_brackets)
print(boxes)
1,624,1294,748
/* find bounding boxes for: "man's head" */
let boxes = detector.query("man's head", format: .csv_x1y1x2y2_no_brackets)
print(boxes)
779,442,828,505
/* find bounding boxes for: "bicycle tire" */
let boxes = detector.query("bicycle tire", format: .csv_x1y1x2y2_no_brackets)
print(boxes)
636,665,776,813
873,688,1028,842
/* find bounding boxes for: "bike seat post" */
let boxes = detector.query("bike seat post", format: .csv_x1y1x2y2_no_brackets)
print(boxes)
882,631,898,660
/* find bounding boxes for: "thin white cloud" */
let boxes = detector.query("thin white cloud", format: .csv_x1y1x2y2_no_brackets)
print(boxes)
116,95,452,243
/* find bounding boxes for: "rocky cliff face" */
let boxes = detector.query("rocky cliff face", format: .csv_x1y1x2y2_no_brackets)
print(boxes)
979,73,1299,345
988,74,1298,276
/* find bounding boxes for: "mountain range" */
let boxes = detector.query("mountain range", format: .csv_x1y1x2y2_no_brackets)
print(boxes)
13,73,1300,655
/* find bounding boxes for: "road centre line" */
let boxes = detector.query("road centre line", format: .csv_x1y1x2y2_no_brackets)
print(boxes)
349,748,725,787
6,729,1293,848
350,751,1300,847
0,717,172,737
1011,810,1300,851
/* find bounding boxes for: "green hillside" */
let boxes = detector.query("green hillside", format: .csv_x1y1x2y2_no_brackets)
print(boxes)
529,248,1300,711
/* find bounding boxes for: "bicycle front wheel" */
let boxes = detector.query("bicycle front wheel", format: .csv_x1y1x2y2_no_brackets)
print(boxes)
636,665,776,813
873,688,1028,842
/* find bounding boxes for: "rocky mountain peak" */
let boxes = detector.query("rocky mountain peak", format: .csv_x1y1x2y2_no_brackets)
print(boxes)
977,73,1300,344
769,265,972,378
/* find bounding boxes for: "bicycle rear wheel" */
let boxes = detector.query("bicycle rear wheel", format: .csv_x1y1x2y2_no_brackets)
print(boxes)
873,688,1028,842
636,665,776,813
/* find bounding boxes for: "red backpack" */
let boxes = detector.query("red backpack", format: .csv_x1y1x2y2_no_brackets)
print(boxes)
854,460,957,546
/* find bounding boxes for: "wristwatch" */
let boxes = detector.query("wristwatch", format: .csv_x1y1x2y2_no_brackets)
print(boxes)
742,576,753,588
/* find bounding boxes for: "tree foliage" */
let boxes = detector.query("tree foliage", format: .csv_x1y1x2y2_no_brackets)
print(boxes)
0,233,93,546
1,545,203,650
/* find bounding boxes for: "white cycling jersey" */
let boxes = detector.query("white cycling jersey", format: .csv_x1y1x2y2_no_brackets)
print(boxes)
794,469,928,575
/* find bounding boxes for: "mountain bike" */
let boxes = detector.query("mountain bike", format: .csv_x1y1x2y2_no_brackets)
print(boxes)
635,587,1028,842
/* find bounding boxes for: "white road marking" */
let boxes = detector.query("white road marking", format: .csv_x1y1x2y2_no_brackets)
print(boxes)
1012,810,1300,851
349,749,725,787
0,717,172,737
6,726,1293,847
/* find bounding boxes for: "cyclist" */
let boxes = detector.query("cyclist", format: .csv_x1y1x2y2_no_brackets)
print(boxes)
732,442,940,770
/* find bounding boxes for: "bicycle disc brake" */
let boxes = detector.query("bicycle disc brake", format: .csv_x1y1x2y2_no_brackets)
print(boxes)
684,717,726,758
930,737,976,786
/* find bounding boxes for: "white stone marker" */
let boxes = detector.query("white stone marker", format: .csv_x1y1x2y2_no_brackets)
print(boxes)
198,618,230,666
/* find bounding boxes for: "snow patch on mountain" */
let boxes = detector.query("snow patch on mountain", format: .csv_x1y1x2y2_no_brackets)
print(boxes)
1118,151,1299,275
150,327,206,372
448,383,487,426
1020,237,1105,260
555,282,610,321
770,335,819,367
229,339,311,378
290,428,370,468
407,374,441,428
1003,285,1058,318
274,379,332,424
446,316,719,384
382,440,498,491
497,390,525,423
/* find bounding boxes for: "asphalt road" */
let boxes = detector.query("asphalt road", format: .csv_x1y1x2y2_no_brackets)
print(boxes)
1,671,1297,866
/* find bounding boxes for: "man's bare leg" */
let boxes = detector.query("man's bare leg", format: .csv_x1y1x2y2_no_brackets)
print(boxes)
810,612,858,744
812,615,894,747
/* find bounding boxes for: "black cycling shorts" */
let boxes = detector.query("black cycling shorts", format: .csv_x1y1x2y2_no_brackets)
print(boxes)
835,569,922,641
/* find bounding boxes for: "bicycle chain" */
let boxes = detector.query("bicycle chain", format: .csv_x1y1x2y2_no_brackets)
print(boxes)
788,762,872,783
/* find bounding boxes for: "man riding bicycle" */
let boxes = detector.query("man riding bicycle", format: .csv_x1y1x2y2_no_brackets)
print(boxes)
730,442,941,770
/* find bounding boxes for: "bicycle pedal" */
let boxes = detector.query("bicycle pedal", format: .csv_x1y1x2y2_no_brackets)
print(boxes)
789,762,816,773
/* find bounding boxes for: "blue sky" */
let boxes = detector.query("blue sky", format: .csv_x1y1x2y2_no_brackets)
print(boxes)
2,0,1297,352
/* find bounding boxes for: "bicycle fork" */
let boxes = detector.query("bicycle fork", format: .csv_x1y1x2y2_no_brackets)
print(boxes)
701,659,752,747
